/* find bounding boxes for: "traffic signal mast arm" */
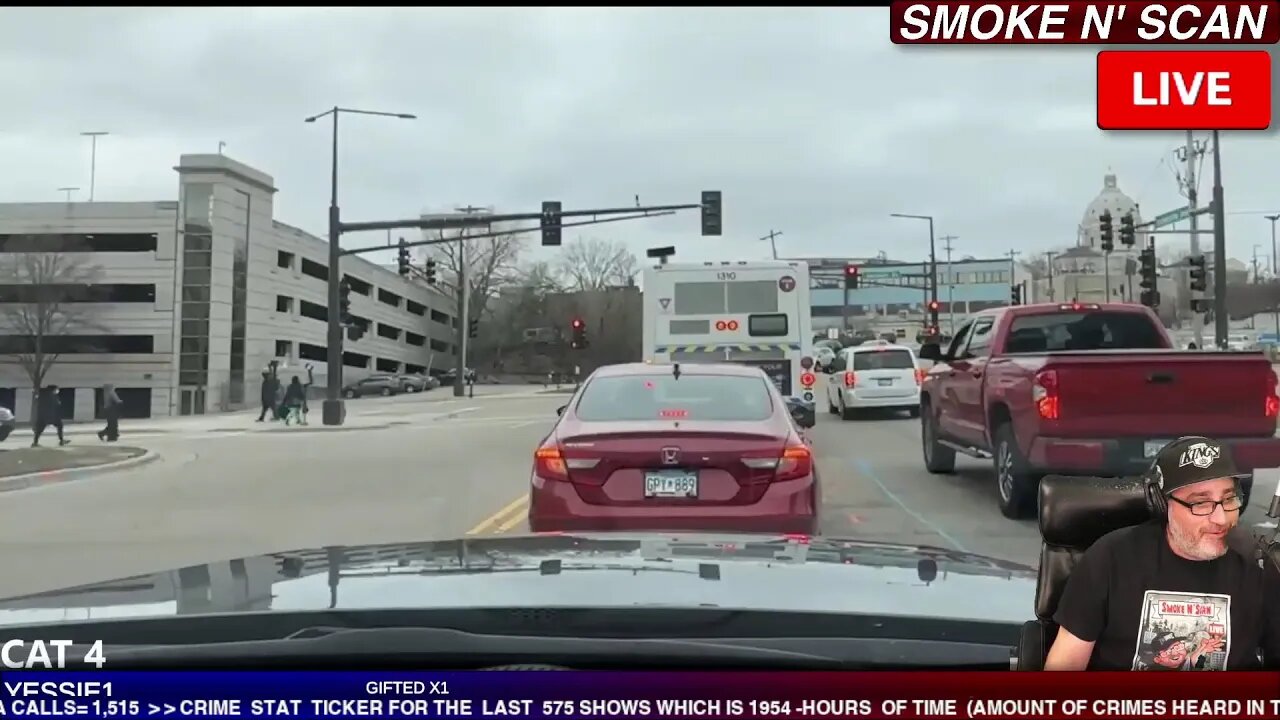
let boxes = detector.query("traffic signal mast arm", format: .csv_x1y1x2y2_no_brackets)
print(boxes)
339,205,695,256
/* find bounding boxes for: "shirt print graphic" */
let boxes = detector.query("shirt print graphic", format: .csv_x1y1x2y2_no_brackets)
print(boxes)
1132,591,1231,670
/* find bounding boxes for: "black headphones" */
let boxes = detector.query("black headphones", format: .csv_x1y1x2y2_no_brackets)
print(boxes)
1143,454,1169,520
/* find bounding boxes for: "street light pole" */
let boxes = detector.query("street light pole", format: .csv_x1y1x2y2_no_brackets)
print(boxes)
80,131,108,202
890,213,938,330
1210,130,1228,349
57,187,79,202
305,106,417,426
1266,214,1279,338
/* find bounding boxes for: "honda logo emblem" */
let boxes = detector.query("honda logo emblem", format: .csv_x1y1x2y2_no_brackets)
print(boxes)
662,447,679,465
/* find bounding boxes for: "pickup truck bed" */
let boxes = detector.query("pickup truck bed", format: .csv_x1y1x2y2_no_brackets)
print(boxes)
918,303,1280,519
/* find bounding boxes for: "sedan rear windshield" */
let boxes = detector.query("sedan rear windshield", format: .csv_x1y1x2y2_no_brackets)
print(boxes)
1005,311,1166,352
852,349,915,370
574,374,775,422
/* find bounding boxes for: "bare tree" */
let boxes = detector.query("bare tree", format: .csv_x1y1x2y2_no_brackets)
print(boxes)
0,234,104,392
556,238,638,291
420,225,523,324
1019,256,1049,280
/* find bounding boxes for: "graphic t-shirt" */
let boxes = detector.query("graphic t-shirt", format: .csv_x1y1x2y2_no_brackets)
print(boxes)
1053,520,1272,670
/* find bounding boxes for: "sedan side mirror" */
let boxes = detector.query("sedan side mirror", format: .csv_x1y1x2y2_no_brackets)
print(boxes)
918,342,943,362
556,405,567,416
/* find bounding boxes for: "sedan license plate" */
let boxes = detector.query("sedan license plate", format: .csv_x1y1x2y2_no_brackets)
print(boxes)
644,471,698,498
1144,440,1172,458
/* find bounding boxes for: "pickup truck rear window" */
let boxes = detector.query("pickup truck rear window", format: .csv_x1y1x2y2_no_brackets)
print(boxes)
1006,311,1165,352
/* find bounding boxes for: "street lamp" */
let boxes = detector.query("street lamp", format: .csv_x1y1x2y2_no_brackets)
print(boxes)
80,131,108,201
305,106,417,426
890,213,939,327
57,187,79,202
1266,214,1279,337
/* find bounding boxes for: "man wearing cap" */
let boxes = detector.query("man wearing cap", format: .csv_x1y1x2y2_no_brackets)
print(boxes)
1045,436,1280,670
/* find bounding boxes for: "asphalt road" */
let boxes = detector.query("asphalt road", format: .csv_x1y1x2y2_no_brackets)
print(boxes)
1,381,1277,598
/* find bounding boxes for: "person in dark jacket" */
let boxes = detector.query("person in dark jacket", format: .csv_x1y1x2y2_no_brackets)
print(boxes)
32,385,68,447
97,384,122,442
256,371,279,422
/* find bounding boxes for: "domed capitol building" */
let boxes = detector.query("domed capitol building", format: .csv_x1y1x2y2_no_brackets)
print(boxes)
1038,172,1154,306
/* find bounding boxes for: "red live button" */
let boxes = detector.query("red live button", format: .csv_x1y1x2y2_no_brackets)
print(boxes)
1097,51,1271,131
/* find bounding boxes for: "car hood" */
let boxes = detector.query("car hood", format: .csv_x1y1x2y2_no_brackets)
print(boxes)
0,534,1036,627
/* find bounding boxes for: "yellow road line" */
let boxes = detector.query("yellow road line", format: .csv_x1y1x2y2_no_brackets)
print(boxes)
466,494,529,535
495,501,530,533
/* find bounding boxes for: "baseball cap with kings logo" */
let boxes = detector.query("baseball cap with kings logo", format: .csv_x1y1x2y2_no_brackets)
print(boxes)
1149,436,1249,496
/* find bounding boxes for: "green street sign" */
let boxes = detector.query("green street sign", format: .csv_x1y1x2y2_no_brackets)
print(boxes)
1153,207,1191,229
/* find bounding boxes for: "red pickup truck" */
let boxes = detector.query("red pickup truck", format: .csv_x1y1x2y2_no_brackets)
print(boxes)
917,302,1280,519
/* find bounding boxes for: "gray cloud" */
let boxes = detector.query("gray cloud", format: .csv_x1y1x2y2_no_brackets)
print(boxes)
2,8,1276,268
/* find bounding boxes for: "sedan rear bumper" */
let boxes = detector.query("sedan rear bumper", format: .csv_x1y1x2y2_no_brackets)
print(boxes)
529,475,818,534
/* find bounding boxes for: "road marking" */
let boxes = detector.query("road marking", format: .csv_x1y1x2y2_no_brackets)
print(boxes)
495,498,530,533
466,494,528,535
852,458,969,553
433,407,480,421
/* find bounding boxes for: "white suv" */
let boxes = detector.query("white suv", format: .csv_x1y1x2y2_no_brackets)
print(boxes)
824,342,923,420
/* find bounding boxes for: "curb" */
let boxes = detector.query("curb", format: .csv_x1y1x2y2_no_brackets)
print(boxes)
255,422,398,434
0,449,161,494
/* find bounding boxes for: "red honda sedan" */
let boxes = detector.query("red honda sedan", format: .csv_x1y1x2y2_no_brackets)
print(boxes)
528,362,820,534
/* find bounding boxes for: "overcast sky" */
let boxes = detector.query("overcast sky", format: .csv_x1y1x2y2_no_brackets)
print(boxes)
2,8,1277,269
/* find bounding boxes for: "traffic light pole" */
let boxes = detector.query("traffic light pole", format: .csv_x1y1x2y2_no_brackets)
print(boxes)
1210,130,1228,350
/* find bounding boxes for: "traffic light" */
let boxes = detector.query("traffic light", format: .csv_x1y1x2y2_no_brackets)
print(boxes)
339,280,352,324
1119,212,1136,247
1188,253,1207,293
700,191,722,237
570,317,588,349
844,264,860,290
1138,246,1159,308
397,237,411,276
927,300,940,314
1098,211,1114,253
468,319,478,339
1011,284,1023,306
541,201,562,246
424,258,437,285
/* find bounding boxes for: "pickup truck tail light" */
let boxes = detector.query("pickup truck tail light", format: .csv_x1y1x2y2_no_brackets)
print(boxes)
1033,369,1059,420
1267,370,1280,419
843,371,857,388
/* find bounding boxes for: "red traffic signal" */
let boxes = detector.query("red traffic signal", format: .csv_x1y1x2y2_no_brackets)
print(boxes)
845,265,859,276
571,318,584,330
928,300,939,312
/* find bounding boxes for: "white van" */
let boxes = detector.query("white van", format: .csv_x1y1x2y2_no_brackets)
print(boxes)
824,341,923,420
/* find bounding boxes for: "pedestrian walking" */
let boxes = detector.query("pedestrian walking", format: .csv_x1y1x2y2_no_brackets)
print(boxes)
31,385,68,448
97,384,122,442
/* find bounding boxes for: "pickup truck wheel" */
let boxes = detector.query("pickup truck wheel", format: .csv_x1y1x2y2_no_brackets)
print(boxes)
921,403,956,474
995,424,1038,520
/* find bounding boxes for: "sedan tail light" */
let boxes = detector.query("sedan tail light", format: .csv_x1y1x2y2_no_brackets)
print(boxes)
534,442,598,483
741,436,813,482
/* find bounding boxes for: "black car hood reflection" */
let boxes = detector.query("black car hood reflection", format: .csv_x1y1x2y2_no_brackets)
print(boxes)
0,534,1036,627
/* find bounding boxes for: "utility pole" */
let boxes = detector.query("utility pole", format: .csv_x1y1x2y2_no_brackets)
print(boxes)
1176,131,1207,348
1044,251,1058,301
453,205,488,397
1006,249,1021,298
1210,130,1228,349
940,235,957,333
759,230,782,259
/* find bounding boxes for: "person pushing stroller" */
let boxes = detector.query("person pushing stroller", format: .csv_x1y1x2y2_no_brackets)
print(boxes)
280,365,314,426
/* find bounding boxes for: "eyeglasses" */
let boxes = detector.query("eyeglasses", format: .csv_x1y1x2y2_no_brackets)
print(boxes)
1169,495,1243,516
